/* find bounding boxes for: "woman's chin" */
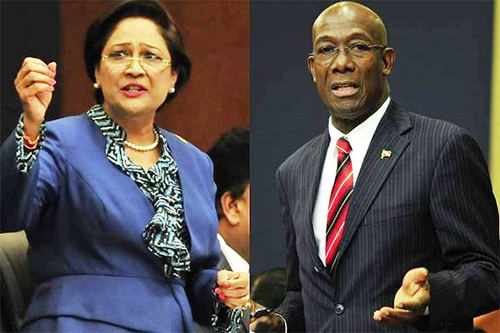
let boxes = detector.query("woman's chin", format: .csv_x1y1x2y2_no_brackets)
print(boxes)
108,101,157,118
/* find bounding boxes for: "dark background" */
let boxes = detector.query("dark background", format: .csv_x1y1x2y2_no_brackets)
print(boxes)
1,1,61,140
250,0,493,273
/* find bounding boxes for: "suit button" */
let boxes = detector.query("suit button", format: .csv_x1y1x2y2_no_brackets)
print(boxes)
334,303,344,315
313,265,320,273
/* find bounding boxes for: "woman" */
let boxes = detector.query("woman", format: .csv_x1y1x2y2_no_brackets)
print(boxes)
1,0,248,331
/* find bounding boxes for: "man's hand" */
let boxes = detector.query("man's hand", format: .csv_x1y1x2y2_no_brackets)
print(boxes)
249,305,284,332
373,267,430,327
216,270,249,308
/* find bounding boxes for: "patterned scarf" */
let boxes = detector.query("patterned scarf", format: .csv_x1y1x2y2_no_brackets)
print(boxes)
87,104,190,279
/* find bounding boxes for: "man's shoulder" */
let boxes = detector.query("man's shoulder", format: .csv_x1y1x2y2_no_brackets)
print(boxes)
277,132,326,175
409,111,462,133
406,111,474,145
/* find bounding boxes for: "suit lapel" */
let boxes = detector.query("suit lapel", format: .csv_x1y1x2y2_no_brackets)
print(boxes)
217,253,231,271
301,130,330,262
337,101,413,259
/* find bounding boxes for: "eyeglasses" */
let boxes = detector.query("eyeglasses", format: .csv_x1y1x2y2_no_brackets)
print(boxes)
101,51,171,72
312,43,386,64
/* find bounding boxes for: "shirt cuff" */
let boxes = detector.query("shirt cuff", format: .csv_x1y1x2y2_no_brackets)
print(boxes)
423,305,430,316
211,288,245,333
14,113,46,174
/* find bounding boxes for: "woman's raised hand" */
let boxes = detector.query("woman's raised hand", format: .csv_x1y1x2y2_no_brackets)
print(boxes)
216,270,250,309
14,58,57,137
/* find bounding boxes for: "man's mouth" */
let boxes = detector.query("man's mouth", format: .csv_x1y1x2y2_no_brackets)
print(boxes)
331,82,359,97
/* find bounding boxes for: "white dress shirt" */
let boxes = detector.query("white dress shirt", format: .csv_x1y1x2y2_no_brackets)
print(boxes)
312,97,391,265
217,234,249,272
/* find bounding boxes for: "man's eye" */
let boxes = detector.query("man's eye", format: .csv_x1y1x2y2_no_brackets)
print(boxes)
351,43,370,51
318,46,336,54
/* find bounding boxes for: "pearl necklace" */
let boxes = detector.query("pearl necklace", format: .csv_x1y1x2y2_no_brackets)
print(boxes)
124,129,159,152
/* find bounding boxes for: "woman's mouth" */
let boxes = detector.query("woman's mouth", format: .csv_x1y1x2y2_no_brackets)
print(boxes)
121,84,147,97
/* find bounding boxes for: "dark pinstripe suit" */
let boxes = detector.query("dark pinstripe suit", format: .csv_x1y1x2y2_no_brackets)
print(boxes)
276,101,499,332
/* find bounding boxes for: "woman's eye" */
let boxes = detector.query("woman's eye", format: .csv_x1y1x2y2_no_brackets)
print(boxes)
109,51,127,58
143,53,161,60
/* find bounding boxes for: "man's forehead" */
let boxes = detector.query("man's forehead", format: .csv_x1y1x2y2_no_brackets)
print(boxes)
312,2,386,44
315,28,374,44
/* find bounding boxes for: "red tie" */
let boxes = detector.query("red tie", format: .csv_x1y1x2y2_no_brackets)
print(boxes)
325,137,353,272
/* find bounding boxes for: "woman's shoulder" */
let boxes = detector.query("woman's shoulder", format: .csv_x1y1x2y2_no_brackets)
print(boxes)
160,129,205,154
159,128,212,168
43,114,101,152
46,114,93,133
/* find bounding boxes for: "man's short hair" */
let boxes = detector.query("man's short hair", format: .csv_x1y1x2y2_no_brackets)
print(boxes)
208,128,249,217
251,268,286,309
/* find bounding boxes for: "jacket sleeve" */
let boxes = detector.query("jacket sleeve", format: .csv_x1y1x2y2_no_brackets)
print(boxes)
274,167,306,332
425,128,499,331
1,118,60,233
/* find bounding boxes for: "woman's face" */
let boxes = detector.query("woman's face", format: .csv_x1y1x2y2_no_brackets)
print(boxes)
95,17,177,117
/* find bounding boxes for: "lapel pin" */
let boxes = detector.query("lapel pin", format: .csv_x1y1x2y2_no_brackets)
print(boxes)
380,149,393,159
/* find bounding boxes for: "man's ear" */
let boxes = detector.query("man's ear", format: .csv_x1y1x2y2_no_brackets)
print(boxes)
307,55,317,83
381,47,396,76
220,191,240,226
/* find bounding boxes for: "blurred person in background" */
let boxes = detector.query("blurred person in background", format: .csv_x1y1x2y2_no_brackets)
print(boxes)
195,128,250,332
209,128,250,271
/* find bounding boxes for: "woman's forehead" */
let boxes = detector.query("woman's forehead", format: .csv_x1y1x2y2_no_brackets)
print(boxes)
105,17,168,51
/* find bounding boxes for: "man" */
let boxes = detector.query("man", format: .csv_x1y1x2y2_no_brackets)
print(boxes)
208,128,250,272
254,2,499,332
195,128,249,333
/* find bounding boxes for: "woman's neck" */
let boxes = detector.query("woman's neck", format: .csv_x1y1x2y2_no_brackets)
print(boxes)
103,103,157,145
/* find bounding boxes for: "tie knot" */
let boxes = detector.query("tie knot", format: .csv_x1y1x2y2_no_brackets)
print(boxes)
336,137,352,155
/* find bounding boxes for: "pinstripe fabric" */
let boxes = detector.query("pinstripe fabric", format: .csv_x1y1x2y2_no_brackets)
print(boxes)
275,101,499,332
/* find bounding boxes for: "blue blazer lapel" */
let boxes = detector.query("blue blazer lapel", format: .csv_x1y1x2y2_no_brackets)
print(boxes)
337,101,413,259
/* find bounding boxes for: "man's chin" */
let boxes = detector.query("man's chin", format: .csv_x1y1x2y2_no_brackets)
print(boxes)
329,105,364,120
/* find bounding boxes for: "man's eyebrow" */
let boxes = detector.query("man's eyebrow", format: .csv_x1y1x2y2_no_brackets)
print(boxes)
314,31,373,44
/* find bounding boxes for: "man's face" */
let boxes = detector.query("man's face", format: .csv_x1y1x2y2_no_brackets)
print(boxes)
235,184,250,260
307,5,394,131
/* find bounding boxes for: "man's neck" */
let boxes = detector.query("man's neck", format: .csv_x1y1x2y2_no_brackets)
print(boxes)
331,93,390,134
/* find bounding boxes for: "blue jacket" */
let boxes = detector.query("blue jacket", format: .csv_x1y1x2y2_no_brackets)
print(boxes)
1,114,220,332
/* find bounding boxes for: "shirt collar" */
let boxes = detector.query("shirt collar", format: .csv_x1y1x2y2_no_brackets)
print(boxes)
217,234,249,272
328,96,391,149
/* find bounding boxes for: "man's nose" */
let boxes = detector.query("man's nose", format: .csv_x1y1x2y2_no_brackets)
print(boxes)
331,48,355,73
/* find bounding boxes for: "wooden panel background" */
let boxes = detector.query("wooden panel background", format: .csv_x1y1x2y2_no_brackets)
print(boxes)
60,0,249,151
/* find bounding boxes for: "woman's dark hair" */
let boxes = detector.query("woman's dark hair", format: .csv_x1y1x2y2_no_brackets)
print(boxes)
84,0,191,108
